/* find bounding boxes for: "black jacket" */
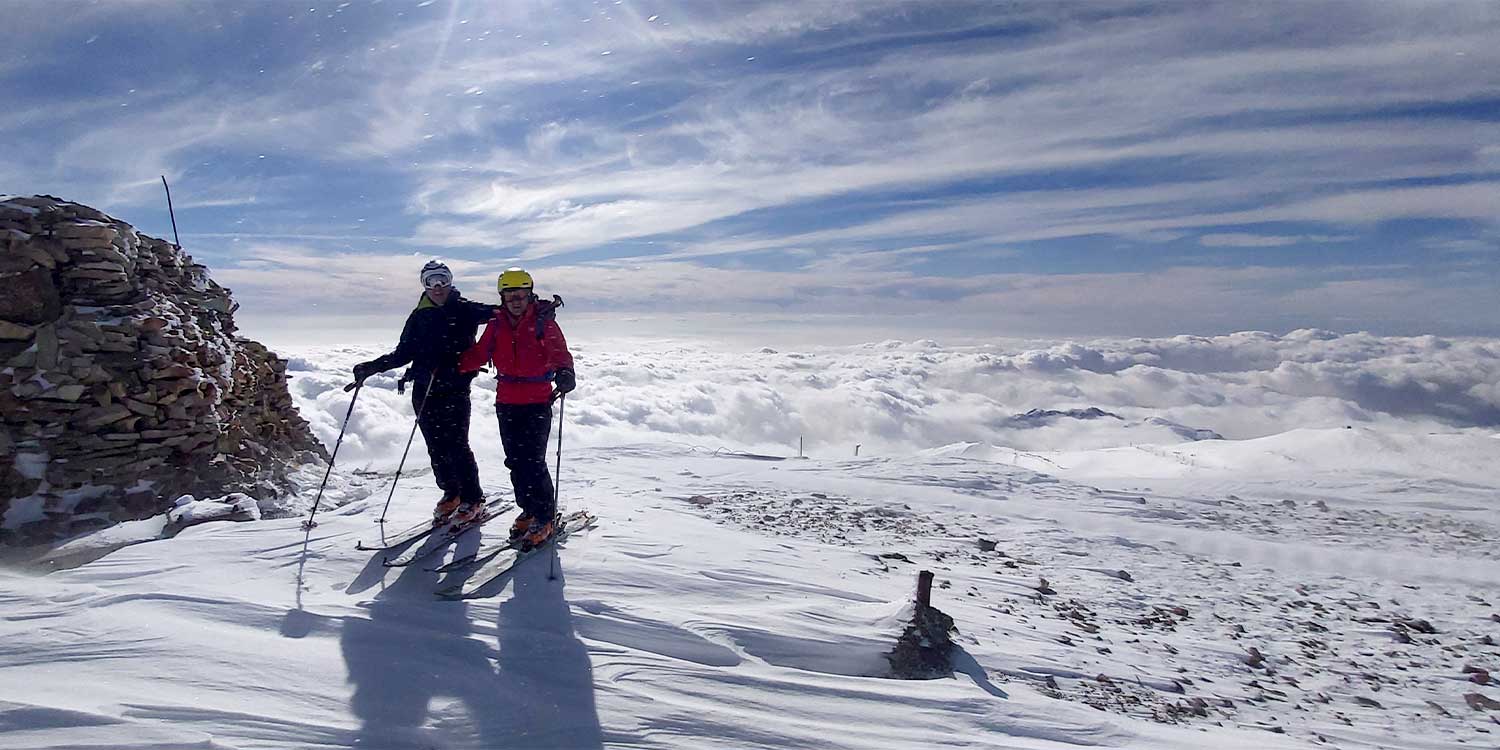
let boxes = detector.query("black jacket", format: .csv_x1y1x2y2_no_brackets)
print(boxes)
366,292,497,395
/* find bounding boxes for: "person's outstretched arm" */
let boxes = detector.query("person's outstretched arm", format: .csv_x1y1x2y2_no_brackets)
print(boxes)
458,315,500,373
353,313,421,381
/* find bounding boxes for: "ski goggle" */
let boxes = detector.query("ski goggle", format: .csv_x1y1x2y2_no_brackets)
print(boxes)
422,270,453,289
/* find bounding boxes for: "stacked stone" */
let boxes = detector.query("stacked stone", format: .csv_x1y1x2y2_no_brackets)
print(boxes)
0,195,326,545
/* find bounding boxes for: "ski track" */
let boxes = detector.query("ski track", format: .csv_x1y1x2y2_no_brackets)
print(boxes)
2,430,1499,748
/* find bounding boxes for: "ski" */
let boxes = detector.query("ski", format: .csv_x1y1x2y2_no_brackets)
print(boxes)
427,550,483,573
355,498,505,552
356,517,439,552
382,506,513,568
426,546,495,573
437,510,597,599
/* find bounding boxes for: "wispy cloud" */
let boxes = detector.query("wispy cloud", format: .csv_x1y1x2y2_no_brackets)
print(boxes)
1200,234,1356,248
4,0,1498,336
217,242,1500,340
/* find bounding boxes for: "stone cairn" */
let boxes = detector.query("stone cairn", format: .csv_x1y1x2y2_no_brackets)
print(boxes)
0,195,327,546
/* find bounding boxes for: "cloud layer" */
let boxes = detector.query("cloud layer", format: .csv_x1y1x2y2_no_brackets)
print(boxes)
280,330,1500,467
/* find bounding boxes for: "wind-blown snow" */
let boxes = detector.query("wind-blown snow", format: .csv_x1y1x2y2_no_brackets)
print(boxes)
1,333,1497,748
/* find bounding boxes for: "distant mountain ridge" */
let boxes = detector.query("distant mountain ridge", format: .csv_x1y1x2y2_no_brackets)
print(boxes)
1005,407,1223,442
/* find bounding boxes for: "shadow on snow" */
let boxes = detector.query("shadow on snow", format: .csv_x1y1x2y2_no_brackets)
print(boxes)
340,545,603,748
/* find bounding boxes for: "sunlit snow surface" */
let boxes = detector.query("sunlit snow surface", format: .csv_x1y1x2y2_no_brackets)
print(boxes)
2,334,1499,749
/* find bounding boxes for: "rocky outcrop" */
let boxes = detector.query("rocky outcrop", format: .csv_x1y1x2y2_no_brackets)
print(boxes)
0,195,326,545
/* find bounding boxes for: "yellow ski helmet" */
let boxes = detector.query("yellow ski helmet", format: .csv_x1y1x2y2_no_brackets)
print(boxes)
498,267,534,292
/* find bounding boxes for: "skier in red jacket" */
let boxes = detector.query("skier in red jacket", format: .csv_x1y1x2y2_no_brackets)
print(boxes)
458,267,575,548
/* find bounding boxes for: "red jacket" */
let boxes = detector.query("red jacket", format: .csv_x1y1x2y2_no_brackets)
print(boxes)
458,302,574,404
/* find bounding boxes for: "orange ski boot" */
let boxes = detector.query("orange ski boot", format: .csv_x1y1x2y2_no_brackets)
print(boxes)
431,494,462,526
449,501,485,528
518,515,556,550
509,511,534,541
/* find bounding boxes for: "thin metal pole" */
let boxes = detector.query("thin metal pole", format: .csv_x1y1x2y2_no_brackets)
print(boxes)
554,393,565,513
160,176,181,248
304,381,362,530
549,393,565,580
377,371,437,527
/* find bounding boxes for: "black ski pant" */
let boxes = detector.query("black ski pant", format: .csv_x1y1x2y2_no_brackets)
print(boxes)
496,402,554,521
414,388,483,506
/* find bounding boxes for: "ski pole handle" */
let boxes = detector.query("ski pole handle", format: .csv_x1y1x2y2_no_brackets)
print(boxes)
343,381,359,392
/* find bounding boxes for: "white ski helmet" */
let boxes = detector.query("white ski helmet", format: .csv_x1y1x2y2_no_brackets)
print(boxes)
420,260,453,289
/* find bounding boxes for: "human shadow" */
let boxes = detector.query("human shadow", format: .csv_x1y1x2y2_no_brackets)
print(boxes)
342,562,463,747
341,553,504,748
489,547,605,748
340,543,602,748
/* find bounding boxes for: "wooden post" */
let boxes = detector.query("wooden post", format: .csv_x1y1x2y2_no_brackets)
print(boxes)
917,570,934,608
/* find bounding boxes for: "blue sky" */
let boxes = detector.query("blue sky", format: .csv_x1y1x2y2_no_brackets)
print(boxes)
4,0,1498,339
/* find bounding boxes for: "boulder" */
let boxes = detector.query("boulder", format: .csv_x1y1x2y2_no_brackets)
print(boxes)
0,267,63,324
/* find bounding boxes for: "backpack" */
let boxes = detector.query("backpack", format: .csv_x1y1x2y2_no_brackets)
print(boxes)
533,294,564,340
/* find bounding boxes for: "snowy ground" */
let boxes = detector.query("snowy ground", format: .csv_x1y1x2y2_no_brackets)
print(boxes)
2,337,1499,749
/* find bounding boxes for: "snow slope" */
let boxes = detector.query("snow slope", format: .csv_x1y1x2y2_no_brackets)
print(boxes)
2,342,1499,749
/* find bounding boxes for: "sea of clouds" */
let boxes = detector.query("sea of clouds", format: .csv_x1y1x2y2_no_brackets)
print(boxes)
275,329,1500,471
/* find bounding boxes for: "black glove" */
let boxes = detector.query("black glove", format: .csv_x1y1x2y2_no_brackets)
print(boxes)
553,368,576,394
352,361,380,382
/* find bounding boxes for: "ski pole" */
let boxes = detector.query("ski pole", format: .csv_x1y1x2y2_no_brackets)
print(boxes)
377,370,437,526
304,380,362,530
553,392,565,513
550,391,565,580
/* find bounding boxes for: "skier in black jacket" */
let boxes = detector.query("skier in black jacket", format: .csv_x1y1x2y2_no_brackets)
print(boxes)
352,260,497,525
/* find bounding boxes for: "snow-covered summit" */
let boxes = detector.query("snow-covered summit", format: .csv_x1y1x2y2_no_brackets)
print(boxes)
3,342,1497,748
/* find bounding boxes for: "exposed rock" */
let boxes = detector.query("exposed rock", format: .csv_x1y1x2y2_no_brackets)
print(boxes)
0,320,34,340
166,493,261,529
0,195,328,546
1243,647,1267,669
886,602,957,679
1009,407,1120,426
1466,693,1500,711
1393,616,1438,635
0,267,63,325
